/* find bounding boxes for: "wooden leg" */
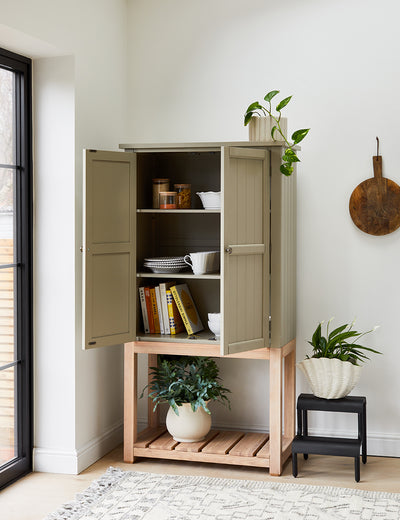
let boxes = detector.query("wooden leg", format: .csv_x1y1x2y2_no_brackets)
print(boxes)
284,345,296,441
124,343,137,463
269,347,283,476
148,354,159,428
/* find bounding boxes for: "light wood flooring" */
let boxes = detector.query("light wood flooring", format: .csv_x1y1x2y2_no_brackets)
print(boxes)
1,445,400,520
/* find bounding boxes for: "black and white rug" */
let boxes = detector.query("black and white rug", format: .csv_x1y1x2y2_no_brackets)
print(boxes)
45,467,400,519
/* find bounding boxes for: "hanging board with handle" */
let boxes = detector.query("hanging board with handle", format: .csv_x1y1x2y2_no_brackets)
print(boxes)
349,139,400,236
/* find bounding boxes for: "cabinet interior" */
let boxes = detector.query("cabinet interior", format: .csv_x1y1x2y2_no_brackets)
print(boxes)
135,150,222,344
136,151,221,209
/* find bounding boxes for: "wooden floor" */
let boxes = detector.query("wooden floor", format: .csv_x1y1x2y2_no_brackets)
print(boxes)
1,445,400,520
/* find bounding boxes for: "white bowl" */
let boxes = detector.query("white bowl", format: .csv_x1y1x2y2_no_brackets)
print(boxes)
196,191,221,210
208,312,221,323
208,320,220,337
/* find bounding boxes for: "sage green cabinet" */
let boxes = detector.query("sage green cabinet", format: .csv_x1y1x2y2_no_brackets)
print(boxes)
82,142,296,355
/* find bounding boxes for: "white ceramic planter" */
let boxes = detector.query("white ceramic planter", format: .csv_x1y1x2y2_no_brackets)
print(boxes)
297,358,362,399
166,403,212,442
248,116,287,142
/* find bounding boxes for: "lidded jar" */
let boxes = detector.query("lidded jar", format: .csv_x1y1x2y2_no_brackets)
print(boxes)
152,178,170,208
159,191,177,209
174,183,191,209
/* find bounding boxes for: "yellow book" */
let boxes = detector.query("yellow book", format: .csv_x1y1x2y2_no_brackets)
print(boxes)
150,287,160,334
170,284,203,335
166,289,184,334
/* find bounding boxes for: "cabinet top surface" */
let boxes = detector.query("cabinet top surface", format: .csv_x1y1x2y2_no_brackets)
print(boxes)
119,140,287,151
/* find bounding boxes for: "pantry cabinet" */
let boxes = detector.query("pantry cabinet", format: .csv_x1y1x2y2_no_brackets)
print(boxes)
82,141,297,475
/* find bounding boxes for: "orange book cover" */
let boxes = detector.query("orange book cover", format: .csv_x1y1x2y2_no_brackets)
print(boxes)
144,287,155,334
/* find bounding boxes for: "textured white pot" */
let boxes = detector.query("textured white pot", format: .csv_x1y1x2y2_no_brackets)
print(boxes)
297,358,362,399
166,403,212,442
248,116,287,142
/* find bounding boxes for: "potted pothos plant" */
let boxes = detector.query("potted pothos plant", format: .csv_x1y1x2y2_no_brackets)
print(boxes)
298,319,381,399
141,356,230,442
244,89,310,176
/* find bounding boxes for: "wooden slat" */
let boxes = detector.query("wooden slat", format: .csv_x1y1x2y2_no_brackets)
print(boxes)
228,432,269,457
256,439,270,459
148,431,178,451
201,431,244,454
133,446,270,467
134,427,166,448
174,430,219,453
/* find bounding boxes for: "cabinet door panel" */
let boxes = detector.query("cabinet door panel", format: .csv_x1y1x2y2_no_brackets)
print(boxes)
83,150,136,349
222,147,269,355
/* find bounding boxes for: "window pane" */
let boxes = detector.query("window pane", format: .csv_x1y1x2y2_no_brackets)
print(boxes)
0,169,15,265
0,365,16,465
0,68,16,166
0,267,15,364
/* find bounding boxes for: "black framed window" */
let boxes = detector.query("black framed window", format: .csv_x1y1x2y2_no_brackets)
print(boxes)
0,47,33,490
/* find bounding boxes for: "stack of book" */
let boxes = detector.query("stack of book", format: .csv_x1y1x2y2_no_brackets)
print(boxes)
138,282,204,336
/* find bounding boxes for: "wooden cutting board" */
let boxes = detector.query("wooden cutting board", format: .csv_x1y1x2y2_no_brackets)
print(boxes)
349,152,400,236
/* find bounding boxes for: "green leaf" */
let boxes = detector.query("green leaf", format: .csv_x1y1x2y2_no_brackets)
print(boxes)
271,125,277,139
246,101,263,112
328,324,348,340
311,323,322,347
276,96,292,111
291,128,310,144
280,164,293,176
244,112,254,126
264,90,280,102
282,152,300,163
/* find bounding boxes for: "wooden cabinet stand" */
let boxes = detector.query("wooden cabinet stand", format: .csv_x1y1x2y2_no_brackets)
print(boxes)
124,339,296,476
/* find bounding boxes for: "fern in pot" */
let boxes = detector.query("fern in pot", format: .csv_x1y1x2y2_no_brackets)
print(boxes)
298,319,381,399
141,356,230,442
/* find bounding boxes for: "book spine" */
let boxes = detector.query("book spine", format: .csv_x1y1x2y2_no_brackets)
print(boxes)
160,284,170,335
166,290,177,334
150,287,160,334
139,287,150,333
170,285,193,335
155,286,164,334
144,287,155,334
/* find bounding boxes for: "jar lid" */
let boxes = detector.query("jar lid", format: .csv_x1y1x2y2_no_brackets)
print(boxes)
152,178,170,183
159,191,177,195
174,183,191,188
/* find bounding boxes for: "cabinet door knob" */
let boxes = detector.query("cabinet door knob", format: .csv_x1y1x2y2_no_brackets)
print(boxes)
225,247,232,254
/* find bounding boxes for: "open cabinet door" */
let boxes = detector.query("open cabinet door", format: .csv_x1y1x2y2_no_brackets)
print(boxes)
221,147,270,355
82,150,136,349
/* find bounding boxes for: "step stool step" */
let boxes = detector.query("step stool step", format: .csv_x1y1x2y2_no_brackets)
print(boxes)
292,435,361,457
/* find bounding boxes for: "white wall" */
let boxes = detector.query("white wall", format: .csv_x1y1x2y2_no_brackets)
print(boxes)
1,0,398,476
127,0,400,456
0,0,129,473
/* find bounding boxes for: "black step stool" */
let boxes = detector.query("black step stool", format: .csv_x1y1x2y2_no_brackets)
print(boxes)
292,393,367,482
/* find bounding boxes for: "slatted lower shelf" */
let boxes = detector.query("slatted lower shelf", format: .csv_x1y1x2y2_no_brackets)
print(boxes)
133,427,292,469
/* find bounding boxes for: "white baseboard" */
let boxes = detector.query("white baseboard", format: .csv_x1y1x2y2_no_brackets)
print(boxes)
33,447,80,474
33,421,123,474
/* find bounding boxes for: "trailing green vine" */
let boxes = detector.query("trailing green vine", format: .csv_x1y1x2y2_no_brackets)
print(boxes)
244,90,310,176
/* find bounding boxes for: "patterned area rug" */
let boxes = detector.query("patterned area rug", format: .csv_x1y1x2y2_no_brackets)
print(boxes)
45,467,400,520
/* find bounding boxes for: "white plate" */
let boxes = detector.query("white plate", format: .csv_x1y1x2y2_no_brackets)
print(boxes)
146,266,186,274
144,256,185,262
